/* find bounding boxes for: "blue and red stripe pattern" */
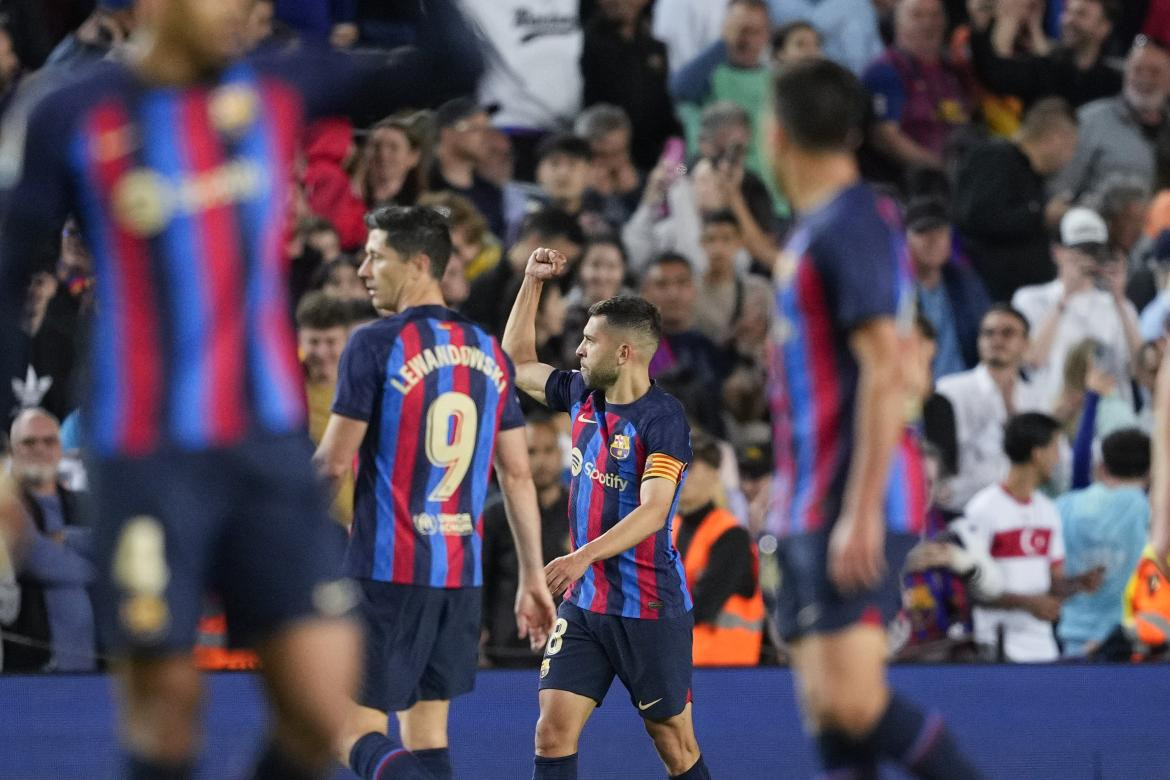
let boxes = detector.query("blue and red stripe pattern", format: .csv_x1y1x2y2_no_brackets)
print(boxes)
546,370,693,620
58,62,307,456
336,305,525,589
769,182,925,537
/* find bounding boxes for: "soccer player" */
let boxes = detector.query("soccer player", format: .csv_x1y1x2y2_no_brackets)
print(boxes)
0,2,482,778
767,59,981,778
503,249,710,780
313,205,557,780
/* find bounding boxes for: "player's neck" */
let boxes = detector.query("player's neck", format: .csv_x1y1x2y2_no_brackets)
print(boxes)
784,154,858,214
396,281,446,311
604,369,651,405
132,40,217,87
1002,467,1038,502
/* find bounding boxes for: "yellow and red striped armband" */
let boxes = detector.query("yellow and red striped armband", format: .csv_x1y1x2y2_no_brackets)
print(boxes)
642,453,686,485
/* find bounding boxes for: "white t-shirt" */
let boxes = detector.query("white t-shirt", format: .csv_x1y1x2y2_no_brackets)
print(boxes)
958,484,1066,662
1011,280,1138,409
460,0,583,130
651,0,728,74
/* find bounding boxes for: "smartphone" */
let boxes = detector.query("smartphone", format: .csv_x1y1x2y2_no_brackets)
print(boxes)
660,137,686,169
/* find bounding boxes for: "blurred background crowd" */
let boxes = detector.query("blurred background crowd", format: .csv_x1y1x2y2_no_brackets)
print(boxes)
3,0,1170,672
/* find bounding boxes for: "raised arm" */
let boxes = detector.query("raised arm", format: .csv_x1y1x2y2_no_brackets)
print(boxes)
500,247,567,405
492,426,556,649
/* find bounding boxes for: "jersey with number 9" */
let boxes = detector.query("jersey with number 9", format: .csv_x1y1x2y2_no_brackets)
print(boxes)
331,304,526,588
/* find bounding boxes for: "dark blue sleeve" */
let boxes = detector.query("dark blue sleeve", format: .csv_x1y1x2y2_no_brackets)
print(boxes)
330,0,356,24
331,324,386,421
544,370,587,413
669,40,726,102
0,91,74,419
815,231,900,331
499,354,525,431
642,406,692,465
1071,391,1099,490
861,60,906,123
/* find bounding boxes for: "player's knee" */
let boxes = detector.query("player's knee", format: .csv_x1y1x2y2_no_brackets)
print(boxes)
803,683,884,738
121,660,203,759
272,705,342,762
534,713,580,757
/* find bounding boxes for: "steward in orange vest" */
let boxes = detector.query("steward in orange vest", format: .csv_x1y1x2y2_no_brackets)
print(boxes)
672,434,764,666
1122,546,1170,659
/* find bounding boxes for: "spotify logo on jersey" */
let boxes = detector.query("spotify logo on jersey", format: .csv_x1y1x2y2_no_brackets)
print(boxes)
570,447,583,476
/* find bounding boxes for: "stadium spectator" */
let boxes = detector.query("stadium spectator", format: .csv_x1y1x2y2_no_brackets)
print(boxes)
1057,428,1150,657
296,292,353,528
953,97,1080,301
862,0,973,174
1013,207,1141,409
580,0,682,172
937,305,1047,511
507,134,595,241
969,0,1121,108
42,0,135,72
1051,36,1170,198
430,97,506,237
1138,233,1170,340
313,256,368,302
906,196,991,379
417,191,502,283
465,208,585,335
958,412,1101,662
562,238,632,366
767,0,882,73
303,117,368,252
651,0,727,76
1057,340,1140,453
358,112,432,208
768,19,824,67
693,210,771,349
673,431,763,667
671,0,774,189
0,486,17,673
243,0,275,51
302,217,343,264
480,415,571,668
3,408,95,672
574,104,645,227
641,252,728,437
4,270,77,425
460,0,583,179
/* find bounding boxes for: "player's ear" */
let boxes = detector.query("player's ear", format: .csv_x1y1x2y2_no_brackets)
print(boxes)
411,252,431,276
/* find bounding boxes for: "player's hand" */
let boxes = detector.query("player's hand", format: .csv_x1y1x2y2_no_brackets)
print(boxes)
1023,594,1064,622
515,579,557,652
1076,565,1106,594
524,247,568,282
828,513,886,593
545,551,590,598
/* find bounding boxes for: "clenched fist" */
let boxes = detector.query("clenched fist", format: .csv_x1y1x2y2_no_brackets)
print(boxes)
525,247,568,282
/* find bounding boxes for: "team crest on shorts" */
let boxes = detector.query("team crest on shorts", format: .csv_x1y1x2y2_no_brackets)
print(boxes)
610,434,631,461
540,659,550,679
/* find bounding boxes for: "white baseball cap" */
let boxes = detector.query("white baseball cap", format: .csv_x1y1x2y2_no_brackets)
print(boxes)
1060,207,1108,250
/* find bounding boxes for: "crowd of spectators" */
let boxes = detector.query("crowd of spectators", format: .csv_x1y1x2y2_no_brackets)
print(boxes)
3,0,1170,670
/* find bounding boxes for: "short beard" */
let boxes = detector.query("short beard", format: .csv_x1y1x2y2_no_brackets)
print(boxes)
582,364,619,390
13,463,57,488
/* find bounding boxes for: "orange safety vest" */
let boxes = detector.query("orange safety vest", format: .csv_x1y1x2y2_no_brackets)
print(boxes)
1124,547,1170,651
193,612,259,671
673,508,764,666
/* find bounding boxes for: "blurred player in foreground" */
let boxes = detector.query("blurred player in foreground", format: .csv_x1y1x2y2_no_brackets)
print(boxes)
0,1,481,778
313,206,555,779
503,249,710,780
767,59,981,778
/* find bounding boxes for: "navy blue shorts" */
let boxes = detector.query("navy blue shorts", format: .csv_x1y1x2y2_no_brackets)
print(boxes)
91,434,352,656
774,528,917,642
356,580,481,712
538,601,694,721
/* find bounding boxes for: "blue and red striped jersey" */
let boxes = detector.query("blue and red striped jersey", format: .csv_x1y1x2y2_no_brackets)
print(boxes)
768,183,926,537
334,305,525,588
544,370,693,619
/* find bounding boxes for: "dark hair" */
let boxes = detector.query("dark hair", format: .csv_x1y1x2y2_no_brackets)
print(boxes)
1101,428,1151,479
311,256,359,291
587,295,663,348
690,429,723,469
517,207,586,247
1017,97,1077,141
646,251,693,274
301,216,338,236
772,58,867,153
364,205,453,279
983,303,1031,336
295,290,350,331
701,209,741,230
1003,413,1062,464
364,111,433,206
536,133,592,164
772,20,819,53
582,237,628,265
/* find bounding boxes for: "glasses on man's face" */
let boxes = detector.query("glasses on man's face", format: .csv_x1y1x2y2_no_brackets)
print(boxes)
979,326,1022,339
17,435,60,448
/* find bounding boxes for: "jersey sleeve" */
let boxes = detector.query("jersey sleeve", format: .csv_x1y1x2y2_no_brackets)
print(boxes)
641,410,692,485
498,354,525,431
1047,507,1066,565
543,369,587,413
861,60,906,123
815,231,901,332
331,324,385,421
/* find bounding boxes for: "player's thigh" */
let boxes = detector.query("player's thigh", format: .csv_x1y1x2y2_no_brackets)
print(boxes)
535,688,597,756
354,581,446,713
789,623,890,734
606,610,695,723
416,586,481,708
216,436,352,645
90,453,222,657
538,602,616,708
